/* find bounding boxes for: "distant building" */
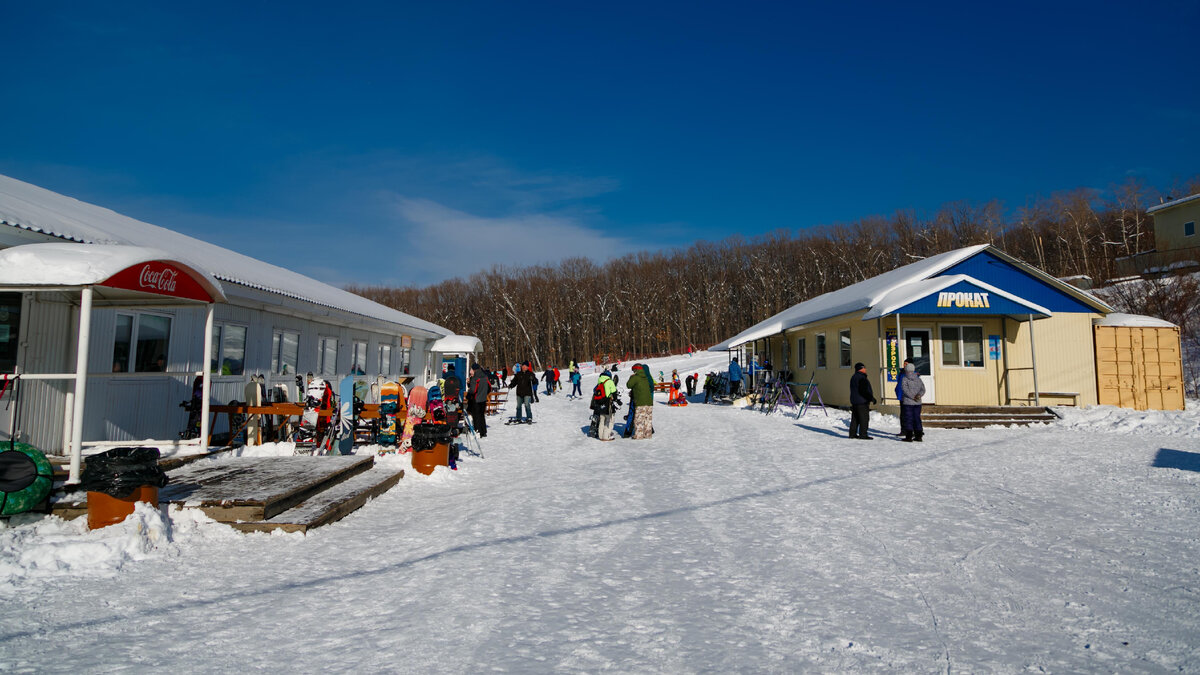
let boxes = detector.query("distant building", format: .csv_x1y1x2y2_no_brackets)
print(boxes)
1117,193,1200,278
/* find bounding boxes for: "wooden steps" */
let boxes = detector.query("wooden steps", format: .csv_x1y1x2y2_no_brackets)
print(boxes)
50,455,404,533
230,465,403,533
920,405,1057,429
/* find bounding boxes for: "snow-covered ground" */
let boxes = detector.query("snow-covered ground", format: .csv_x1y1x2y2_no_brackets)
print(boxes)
2,352,1199,672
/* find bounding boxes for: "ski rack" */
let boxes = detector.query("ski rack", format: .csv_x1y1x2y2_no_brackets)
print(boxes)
792,374,828,418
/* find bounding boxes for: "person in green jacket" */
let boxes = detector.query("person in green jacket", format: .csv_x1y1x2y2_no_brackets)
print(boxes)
626,363,654,439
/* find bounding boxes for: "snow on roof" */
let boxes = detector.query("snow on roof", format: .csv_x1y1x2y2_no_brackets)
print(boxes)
0,242,226,302
1093,313,1177,328
1146,192,1200,215
429,335,483,354
861,274,1051,320
710,245,989,350
0,174,450,337
710,244,1113,351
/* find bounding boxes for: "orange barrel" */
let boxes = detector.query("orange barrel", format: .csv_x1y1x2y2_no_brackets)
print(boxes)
87,485,159,529
410,424,451,475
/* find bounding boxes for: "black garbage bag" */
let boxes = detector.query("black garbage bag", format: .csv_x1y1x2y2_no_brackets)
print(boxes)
79,447,170,499
410,424,452,452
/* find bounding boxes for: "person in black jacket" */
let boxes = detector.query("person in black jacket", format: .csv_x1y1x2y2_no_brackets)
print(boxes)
848,362,876,440
509,364,537,423
466,363,491,437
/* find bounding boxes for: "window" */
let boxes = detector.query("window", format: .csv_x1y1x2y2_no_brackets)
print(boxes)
816,333,826,368
1186,221,1195,237
839,329,852,368
940,325,984,368
272,330,299,375
399,346,412,374
112,312,172,372
210,324,247,375
0,293,20,373
318,336,338,377
797,337,806,369
351,341,367,375
379,344,392,375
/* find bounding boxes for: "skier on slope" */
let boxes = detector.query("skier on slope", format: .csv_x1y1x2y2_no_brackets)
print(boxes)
509,364,537,424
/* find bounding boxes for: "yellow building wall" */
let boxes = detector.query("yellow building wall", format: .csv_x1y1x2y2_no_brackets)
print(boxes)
1001,313,1102,406
1152,200,1200,253
776,311,1103,407
783,311,885,407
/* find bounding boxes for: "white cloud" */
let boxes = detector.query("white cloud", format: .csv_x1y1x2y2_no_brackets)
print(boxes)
386,196,637,281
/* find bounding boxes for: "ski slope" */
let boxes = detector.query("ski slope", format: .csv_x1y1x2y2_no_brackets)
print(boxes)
2,352,1199,672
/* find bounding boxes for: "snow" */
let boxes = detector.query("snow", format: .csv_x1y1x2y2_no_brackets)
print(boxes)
0,242,226,301
2,352,1200,672
0,174,448,336
1094,312,1178,328
710,244,1110,351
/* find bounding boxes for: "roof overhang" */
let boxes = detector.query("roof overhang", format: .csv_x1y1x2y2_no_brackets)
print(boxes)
0,242,226,304
863,274,1051,320
428,334,483,354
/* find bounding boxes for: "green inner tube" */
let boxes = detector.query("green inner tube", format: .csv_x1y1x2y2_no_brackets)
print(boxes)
0,442,54,516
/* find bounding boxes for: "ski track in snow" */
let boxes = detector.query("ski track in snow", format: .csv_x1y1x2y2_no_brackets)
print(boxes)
1,352,1199,672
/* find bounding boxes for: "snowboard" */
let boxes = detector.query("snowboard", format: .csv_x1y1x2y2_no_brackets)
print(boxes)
179,375,203,440
588,413,599,438
336,376,356,455
244,379,262,445
399,385,427,453
378,381,401,447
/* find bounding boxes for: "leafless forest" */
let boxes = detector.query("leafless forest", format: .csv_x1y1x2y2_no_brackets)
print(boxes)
350,179,1199,372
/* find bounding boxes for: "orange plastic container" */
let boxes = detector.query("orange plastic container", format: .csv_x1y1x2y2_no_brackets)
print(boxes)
87,486,159,530
410,440,449,476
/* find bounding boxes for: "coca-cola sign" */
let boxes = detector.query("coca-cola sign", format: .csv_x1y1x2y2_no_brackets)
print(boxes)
102,261,214,302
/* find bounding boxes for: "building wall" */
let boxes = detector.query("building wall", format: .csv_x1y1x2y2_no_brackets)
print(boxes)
779,310,1103,408
1153,200,1200,254
8,290,441,453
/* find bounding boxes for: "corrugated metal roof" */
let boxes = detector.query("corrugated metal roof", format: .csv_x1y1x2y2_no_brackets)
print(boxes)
0,174,449,337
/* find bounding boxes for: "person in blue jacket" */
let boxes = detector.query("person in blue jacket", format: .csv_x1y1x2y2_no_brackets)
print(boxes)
728,357,744,397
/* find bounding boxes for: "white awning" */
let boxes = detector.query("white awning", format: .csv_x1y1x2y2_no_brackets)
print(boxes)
0,242,226,304
428,335,483,354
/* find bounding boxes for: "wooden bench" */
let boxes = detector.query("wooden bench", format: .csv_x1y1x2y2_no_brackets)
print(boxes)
654,381,671,393
485,389,508,415
1029,391,1080,406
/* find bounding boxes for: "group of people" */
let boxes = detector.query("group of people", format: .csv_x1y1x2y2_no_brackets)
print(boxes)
589,363,654,441
848,360,925,441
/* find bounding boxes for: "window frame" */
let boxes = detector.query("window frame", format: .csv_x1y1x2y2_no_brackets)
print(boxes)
351,340,368,375
797,336,807,370
939,324,985,369
378,344,393,376
318,336,339,377
816,333,827,369
210,322,248,376
838,328,852,368
112,311,173,373
271,329,300,376
1185,221,1195,237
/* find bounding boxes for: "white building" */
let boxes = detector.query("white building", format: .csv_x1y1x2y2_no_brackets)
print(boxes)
0,174,471,465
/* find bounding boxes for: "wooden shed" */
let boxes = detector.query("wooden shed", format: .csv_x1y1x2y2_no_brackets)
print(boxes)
1093,314,1185,411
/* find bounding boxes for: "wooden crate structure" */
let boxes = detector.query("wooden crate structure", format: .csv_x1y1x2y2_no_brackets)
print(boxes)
1094,325,1185,411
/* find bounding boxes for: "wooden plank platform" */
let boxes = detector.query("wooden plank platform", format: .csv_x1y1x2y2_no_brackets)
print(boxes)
230,466,404,534
51,455,376,524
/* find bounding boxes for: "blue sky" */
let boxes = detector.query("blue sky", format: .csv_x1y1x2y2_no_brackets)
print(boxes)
1,1,1197,286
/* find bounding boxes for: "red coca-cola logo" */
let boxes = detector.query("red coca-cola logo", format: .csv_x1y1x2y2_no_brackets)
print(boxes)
138,265,179,293
102,261,214,302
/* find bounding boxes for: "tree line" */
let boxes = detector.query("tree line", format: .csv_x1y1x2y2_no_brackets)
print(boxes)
348,178,1199,372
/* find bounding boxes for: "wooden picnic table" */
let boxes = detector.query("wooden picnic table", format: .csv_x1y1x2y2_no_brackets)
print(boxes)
485,389,508,415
